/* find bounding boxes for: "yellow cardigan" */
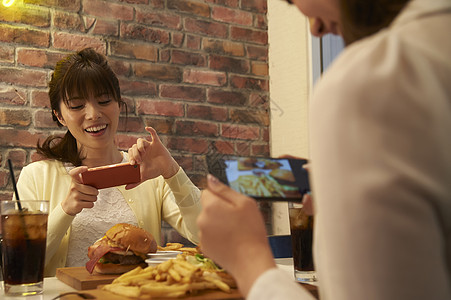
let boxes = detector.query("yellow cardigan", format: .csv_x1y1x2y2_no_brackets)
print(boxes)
16,156,201,276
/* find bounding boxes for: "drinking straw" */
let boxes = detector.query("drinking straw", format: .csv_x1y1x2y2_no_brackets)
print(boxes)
7,159,23,211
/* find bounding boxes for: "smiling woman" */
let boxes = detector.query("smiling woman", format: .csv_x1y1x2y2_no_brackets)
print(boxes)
37,48,126,167
14,48,202,276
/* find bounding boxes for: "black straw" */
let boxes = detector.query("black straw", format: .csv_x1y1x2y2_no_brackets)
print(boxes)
7,159,23,211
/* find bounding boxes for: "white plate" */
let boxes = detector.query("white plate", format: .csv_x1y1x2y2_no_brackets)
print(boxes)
147,250,181,258
145,257,173,267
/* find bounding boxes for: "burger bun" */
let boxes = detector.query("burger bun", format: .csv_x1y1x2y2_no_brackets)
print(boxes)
106,223,157,254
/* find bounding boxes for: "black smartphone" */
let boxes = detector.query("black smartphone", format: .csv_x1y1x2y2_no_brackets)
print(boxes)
81,162,141,189
207,156,310,202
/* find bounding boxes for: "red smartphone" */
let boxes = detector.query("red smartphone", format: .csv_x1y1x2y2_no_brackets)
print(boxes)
81,162,141,189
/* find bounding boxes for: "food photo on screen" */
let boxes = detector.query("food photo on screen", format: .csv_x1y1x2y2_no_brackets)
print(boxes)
224,158,302,199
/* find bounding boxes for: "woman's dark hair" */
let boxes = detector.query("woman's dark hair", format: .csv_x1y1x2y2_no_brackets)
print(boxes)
37,48,126,166
340,0,410,45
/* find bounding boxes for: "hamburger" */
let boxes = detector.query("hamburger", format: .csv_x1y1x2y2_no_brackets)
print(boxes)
269,169,302,198
86,223,157,274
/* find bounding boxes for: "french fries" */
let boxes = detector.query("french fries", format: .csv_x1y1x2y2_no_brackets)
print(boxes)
102,248,235,298
231,174,286,197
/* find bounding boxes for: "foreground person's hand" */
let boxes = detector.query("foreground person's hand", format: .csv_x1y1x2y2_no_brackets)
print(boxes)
197,174,276,297
126,126,179,189
61,166,99,216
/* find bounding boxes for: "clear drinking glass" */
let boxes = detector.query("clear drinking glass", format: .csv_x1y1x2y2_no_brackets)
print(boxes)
288,202,316,282
1,200,49,296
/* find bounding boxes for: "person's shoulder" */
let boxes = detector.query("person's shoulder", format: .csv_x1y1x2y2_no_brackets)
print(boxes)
22,159,66,174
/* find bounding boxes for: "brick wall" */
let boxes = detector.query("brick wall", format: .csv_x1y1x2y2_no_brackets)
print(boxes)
0,0,271,244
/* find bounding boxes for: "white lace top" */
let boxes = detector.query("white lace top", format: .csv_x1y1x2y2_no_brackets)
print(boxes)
65,156,138,267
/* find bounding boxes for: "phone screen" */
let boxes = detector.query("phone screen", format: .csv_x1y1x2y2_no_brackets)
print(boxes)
207,156,309,201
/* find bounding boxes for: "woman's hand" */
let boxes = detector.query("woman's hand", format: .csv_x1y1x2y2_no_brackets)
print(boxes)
197,175,276,297
126,127,179,189
61,166,99,216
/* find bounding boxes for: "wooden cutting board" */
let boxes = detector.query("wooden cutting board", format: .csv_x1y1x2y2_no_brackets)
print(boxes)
56,267,119,290
60,286,244,299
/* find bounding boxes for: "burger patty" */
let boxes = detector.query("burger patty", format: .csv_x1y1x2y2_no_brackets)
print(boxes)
102,252,144,265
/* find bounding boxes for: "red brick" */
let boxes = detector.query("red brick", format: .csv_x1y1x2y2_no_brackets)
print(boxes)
34,110,59,128
53,32,106,52
160,85,205,102
247,45,268,61
0,128,46,148
118,116,145,133
212,6,253,26
167,0,210,18
0,67,48,87
0,45,14,63
172,155,194,171
0,191,14,201
118,78,157,96
0,5,50,27
121,97,135,114
121,23,170,45
186,104,228,121
0,87,27,106
17,49,66,69
134,63,182,81
221,124,259,140
107,58,131,77
136,99,184,117
122,0,148,3
251,61,268,76
175,120,218,137
83,0,134,20
142,118,174,135
30,90,50,108
31,150,48,162
207,89,247,106
166,137,209,154
212,140,235,154
236,142,251,156
255,14,268,30
0,170,9,189
230,108,269,126
186,35,201,50
205,0,239,6
53,11,83,31
6,149,27,168
185,18,227,39
91,19,119,36
160,49,170,62
183,70,226,87
249,93,269,108
171,50,206,67
25,0,80,12
230,75,268,91
150,0,164,8
172,32,184,48
203,39,245,57
251,143,270,156
231,26,267,45
262,127,270,142
0,24,50,47
115,134,139,150
136,10,182,30
209,55,249,74
242,0,267,14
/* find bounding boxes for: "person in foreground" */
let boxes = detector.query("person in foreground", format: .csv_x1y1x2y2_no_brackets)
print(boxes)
197,0,451,299
14,48,201,276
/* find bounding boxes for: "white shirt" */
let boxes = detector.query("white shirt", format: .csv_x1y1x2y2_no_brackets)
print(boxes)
248,0,451,299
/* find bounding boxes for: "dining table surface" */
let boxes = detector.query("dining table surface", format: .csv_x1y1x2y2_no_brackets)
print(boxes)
0,258,319,300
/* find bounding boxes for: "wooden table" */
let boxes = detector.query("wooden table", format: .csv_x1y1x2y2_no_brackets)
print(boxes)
0,258,318,299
